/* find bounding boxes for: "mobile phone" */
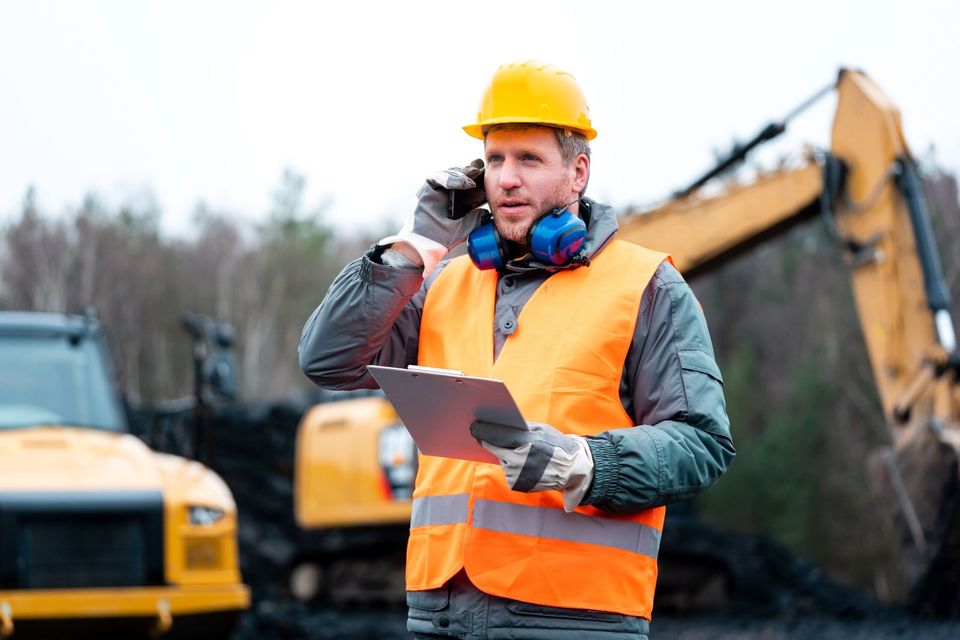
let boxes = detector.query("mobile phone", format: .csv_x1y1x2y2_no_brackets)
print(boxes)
448,167,487,220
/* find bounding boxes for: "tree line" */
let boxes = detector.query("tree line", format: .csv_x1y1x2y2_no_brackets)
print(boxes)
0,170,376,403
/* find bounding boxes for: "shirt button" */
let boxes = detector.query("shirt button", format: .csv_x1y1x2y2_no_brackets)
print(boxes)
436,615,450,628
503,277,515,288
503,320,514,329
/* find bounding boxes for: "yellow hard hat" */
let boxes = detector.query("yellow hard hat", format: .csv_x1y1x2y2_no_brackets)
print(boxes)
463,60,597,140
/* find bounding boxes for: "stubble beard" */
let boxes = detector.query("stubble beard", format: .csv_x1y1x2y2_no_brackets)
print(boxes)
493,214,534,249
493,182,571,250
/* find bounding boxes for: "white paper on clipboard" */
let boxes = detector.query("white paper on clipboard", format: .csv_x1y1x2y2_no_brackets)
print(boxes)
366,365,527,464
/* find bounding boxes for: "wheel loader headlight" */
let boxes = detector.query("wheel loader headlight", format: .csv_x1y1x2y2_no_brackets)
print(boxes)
188,505,225,526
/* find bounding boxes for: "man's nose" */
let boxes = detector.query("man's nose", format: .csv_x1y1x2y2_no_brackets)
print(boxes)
498,158,522,190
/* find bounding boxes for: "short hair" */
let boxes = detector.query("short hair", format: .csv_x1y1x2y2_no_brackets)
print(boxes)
553,128,591,166
484,123,591,195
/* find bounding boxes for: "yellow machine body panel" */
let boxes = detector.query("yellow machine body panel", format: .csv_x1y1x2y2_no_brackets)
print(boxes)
295,396,415,529
0,427,249,630
619,162,823,275
0,585,249,621
830,71,940,422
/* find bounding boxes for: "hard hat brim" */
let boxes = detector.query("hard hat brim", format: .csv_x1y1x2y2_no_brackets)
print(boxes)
463,118,598,141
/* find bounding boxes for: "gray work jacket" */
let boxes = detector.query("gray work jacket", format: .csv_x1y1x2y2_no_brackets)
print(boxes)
299,198,735,514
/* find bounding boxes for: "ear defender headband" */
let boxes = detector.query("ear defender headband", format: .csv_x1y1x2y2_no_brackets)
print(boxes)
467,202,587,271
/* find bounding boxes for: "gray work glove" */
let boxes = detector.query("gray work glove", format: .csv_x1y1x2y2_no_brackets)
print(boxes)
470,420,595,513
427,158,488,220
379,159,486,275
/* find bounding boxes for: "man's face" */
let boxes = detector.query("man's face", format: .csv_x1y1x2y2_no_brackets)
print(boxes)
483,127,588,247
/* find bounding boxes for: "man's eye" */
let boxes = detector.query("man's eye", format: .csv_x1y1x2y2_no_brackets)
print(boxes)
486,155,504,164
521,154,540,162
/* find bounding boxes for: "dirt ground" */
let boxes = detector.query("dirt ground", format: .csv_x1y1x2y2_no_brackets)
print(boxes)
231,599,960,640
650,613,960,639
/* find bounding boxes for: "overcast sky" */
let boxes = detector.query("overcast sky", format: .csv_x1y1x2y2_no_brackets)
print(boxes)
1,1,957,239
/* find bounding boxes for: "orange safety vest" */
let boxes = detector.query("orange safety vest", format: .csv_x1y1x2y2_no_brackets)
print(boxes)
408,239,670,618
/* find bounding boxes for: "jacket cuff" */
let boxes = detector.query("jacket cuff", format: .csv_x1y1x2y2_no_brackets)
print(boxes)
378,232,447,277
380,248,421,270
582,436,620,507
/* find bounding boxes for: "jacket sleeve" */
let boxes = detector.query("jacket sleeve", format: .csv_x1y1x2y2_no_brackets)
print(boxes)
298,246,437,390
582,261,736,514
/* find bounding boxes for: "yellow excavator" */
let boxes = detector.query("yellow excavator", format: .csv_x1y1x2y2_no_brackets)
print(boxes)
293,394,416,603
619,68,959,612
292,68,960,610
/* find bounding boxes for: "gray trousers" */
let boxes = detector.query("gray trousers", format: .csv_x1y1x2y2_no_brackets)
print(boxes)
408,570,650,640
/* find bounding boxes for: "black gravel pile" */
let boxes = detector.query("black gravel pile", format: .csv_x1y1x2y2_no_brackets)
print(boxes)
657,511,883,618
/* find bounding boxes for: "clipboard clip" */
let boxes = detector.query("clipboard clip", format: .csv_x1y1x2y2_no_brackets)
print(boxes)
407,365,465,376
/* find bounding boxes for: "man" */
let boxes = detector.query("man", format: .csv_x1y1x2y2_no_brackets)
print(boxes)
300,60,734,640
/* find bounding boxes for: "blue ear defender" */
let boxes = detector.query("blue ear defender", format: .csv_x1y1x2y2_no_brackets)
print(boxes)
529,209,587,265
467,207,587,270
467,215,508,271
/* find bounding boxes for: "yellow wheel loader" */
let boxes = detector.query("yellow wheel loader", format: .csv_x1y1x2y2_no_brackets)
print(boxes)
0,311,249,638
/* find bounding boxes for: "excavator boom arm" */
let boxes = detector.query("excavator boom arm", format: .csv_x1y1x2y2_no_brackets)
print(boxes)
618,161,824,279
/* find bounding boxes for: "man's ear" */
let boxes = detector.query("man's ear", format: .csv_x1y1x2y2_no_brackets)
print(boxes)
571,154,590,195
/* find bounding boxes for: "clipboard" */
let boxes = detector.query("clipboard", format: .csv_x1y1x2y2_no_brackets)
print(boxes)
366,365,527,464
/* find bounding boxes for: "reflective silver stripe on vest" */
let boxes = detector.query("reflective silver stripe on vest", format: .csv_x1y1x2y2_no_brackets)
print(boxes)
472,499,661,559
410,494,470,528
